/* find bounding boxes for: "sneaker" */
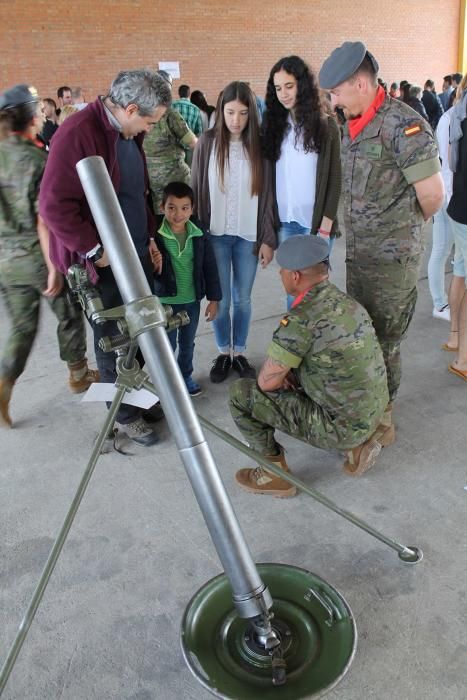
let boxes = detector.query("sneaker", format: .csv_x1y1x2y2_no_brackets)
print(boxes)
210,354,232,383
185,377,203,397
433,305,451,321
116,417,159,446
232,355,256,379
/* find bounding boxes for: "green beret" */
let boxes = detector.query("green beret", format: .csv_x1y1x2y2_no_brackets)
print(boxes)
276,235,329,270
319,41,379,90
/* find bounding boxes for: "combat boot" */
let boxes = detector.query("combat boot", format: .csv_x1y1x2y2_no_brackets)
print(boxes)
372,402,396,447
0,378,15,428
343,437,381,476
235,448,297,498
68,359,100,394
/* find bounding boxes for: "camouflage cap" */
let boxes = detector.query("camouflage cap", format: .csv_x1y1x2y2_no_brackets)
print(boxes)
0,84,39,110
276,235,329,271
319,41,379,89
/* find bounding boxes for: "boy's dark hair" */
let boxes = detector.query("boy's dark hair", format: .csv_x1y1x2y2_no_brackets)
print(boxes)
178,84,190,98
162,181,194,206
452,72,463,85
443,75,453,85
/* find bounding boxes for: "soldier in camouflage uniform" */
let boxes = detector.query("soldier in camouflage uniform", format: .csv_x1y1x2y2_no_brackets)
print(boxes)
230,235,389,497
0,84,98,428
144,108,198,211
319,42,444,431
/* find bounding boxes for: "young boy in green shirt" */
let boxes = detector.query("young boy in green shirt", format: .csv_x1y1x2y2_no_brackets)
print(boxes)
152,182,221,396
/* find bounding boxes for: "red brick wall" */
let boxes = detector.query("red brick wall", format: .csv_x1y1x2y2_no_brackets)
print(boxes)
1,0,460,105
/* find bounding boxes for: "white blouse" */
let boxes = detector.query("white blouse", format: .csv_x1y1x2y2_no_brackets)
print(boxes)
208,141,258,241
276,117,318,227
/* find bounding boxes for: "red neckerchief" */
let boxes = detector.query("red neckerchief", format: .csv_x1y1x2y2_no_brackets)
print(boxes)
348,85,386,141
291,287,313,308
11,131,45,149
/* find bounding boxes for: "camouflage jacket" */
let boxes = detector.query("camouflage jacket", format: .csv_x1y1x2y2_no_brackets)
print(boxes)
143,108,194,166
267,280,388,430
0,134,46,260
341,96,440,264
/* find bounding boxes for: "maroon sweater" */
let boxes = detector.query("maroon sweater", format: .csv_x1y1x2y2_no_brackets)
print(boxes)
39,97,155,277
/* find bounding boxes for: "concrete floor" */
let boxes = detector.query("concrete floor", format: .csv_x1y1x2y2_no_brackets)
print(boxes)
1,232,466,700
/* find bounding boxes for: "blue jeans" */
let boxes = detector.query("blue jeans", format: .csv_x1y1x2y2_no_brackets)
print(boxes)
166,301,200,380
210,235,258,353
428,207,454,309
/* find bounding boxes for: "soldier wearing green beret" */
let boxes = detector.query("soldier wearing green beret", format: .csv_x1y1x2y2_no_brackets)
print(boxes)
319,41,444,440
229,235,390,496
0,84,98,427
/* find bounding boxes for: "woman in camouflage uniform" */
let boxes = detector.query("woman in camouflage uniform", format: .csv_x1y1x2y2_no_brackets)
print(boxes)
0,84,98,427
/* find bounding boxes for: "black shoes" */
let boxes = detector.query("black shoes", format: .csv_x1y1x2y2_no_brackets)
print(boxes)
232,355,256,379
210,354,232,383
210,354,256,383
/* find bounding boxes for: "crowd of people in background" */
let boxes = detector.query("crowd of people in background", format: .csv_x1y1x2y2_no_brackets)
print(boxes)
0,50,465,480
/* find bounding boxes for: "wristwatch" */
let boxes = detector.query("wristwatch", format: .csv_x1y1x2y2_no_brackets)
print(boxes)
87,244,104,264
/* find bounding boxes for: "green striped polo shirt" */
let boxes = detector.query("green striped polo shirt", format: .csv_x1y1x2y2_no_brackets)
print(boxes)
157,218,202,304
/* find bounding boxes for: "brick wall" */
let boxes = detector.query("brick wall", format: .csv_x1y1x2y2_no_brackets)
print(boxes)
1,0,460,105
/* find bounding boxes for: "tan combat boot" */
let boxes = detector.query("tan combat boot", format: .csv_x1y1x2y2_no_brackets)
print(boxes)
235,448,297,498
343,437,382,476
0,378,15,428
68,359,100,394
372,401,396,447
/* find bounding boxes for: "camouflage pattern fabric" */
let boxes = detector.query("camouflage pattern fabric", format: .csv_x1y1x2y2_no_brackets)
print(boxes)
0,252,86,380
0,135,86,381
340,96,440,399
229,280,388,454
144,109,193,210
0,135,47,260
347,258,420,401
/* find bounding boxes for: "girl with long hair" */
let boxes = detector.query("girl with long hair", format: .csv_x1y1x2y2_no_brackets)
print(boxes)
191,81,278,383
262,56,341,305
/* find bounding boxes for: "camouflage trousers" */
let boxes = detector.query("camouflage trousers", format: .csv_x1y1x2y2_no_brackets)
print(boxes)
229,379,380,455
346,259,420,401
0,254,86,381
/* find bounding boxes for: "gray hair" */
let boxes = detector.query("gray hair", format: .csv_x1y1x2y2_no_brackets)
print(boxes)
409,85,422,99
108,69,172,116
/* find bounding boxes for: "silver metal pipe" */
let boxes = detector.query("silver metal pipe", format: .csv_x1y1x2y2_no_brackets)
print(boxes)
76,155,271,615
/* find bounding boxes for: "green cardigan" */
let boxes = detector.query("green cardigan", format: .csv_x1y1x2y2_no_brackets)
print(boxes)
274,114,342,238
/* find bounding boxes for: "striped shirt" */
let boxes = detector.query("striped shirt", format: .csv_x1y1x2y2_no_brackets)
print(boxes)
157,218,202,304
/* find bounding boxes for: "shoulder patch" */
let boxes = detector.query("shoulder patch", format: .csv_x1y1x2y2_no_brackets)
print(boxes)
280,317,289,327
404,123,422,137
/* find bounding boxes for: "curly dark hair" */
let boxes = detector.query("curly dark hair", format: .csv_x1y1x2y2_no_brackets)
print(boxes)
261,55,327,162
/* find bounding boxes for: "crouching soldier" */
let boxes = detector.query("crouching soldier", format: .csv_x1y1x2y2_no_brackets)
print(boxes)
229,235,391,496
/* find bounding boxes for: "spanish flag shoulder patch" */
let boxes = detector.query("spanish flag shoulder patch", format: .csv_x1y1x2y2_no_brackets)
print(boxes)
404,123,422,137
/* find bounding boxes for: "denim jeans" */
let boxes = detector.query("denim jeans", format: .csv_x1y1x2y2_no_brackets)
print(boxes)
210,235,258,353
428,207,454,309
166,301,200,380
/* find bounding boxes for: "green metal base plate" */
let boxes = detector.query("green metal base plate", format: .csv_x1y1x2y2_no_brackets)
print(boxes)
180,563,357,699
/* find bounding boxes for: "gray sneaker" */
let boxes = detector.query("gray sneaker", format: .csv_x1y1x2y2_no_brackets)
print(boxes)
116,417,159,446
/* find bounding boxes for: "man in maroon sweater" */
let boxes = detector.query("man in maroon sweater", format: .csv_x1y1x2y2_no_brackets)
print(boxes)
40,69,171,446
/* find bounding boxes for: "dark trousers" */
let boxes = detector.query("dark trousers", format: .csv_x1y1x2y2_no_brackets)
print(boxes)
92,254,154,424
166,301,200,380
